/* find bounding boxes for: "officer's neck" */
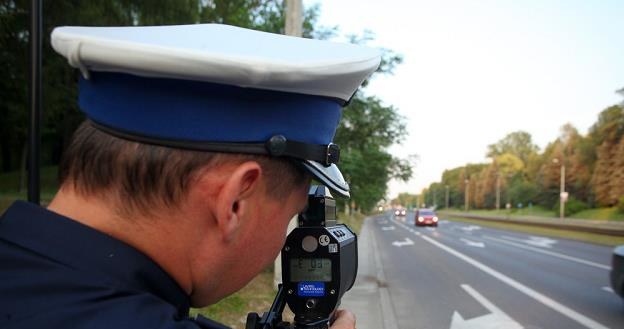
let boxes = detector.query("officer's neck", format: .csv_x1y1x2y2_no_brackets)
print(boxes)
47,186,196,295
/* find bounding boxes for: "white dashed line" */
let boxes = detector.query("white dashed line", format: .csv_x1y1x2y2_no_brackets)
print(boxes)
389,217,610,329
483,235,610,270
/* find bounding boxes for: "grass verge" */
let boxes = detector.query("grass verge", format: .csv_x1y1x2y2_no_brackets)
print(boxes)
445,216,624,246
572,207,624,221
191,269,277,329
453,206,624,221
339,212,366,234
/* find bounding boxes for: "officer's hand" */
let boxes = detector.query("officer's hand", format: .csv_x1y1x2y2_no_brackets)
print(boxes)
330,309,356,329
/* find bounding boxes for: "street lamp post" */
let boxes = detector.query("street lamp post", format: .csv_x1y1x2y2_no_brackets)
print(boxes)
496,173,501,212
464,178,470,211
445,185,449,209
553,158,566,219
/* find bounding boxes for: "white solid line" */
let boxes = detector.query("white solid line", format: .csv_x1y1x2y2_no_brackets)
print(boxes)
420,235,610,329
601,287,614,294
483,235,610,270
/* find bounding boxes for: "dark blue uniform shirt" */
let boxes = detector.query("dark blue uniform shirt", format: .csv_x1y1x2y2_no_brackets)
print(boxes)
0,201,229,329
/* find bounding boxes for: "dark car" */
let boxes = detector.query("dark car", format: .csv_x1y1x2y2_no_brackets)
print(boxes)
415,209,438,227
610,245,624,300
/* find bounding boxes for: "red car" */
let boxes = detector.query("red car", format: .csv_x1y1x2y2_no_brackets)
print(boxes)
415,209,438,227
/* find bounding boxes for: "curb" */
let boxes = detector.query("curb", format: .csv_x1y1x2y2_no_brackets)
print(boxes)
369,218,399,329
341,216,399,329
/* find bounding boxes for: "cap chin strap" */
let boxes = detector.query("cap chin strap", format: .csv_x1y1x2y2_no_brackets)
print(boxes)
89,120,340,166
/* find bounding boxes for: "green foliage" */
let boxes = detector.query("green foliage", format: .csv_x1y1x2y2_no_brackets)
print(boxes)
335,93,410,212
618,196,624,214
433,106,624,214
486,131,539,165
554,196,588,217
508,180,538,206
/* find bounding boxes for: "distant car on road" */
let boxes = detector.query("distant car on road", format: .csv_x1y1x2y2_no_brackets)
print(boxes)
415,208,438,227
611,245,624,300
394,208,407,217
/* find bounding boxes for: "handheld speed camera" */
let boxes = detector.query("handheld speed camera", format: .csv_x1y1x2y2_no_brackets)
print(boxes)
246,185,358,329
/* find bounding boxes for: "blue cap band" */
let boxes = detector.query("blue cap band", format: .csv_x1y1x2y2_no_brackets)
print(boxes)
78,72,342,145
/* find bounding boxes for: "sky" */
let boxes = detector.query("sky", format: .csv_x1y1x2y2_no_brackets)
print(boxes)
304,0,624,199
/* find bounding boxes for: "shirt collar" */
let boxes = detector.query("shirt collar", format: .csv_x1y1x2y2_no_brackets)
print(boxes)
0,200,191,316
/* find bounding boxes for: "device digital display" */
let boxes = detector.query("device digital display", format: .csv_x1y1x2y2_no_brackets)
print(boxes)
290,258,332,282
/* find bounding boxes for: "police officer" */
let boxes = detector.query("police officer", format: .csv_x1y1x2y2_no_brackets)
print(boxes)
0,24,380,329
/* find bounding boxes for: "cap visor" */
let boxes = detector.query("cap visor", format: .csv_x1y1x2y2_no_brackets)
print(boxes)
301,160,350,198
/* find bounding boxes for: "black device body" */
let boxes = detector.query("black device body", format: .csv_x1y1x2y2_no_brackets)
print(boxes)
246,185,358,329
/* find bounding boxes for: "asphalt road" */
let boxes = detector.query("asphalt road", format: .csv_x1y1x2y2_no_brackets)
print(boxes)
370,211,623,329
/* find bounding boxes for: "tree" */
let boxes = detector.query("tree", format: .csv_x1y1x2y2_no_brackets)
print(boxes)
392,192,418,209
590,106,624,206
487,131,539,165
334,93,409,212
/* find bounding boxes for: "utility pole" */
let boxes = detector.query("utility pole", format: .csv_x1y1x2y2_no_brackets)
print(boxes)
285,0,303,37
560,164,566,219
464,178,470,211
445,185,449,209
433,189,437,208
553,158,566,219
276,0,304,289
496,173,500,211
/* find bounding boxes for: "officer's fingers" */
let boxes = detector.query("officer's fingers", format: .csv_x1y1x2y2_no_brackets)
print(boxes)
330,309,356,329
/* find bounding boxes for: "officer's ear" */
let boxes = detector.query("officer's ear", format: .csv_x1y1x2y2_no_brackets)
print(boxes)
213,161,262,242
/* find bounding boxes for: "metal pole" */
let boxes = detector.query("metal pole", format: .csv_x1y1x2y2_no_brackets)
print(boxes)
433,189,436,208
560,165,565,219
445,185,449,209
28,0,42,205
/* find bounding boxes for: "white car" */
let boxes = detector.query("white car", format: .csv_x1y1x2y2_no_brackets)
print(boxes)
394,208,407,217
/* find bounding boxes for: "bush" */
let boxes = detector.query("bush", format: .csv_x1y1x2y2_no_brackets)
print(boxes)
554,197,589,217
618,196,624,213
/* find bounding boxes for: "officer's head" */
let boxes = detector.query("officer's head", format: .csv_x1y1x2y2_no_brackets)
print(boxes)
50,24,380,306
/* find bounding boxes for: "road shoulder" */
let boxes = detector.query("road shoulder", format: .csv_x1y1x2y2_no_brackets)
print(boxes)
341,216,398,329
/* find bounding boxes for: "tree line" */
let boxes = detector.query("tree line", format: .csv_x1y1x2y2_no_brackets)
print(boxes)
0,0,411,212
410,103,624,216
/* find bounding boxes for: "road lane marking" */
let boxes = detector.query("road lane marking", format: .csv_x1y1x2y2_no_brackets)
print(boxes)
381,226,396,231
388,217,611,329
501,235,558,248
460,238,485,248
461,225,482,232
418,234,610,329
601,287,614,294
392,238,414,247
451,284,523,329
483,235,610,270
